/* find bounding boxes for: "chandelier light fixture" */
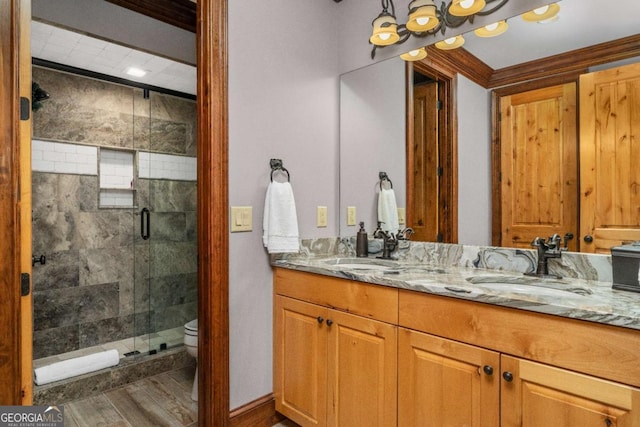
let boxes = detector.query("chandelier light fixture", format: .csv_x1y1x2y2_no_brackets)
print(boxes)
369,0,509,59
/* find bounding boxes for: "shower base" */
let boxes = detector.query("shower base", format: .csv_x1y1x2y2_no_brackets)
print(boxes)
33,326,194,405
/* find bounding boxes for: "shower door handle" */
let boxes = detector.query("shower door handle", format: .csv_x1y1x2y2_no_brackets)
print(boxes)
141,208,150,240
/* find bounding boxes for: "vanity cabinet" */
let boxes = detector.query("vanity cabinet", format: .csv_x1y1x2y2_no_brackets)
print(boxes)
398,327,640,426
273,268,398,427
398,328,500,426
399,289,640,427
274,268,640,426
501,355,640,426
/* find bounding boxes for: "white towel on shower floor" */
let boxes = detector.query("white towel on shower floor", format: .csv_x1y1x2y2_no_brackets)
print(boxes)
34,349,120,385
378,187,399,234
263,181,300,253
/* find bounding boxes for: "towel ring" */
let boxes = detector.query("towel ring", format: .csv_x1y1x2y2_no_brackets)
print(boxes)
379,171,393,190
270,158,290,182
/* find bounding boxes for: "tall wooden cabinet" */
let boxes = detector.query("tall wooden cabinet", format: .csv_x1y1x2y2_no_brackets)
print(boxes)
273,269,398,427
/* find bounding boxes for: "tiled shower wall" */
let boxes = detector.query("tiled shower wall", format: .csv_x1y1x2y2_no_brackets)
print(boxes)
31,66,197,360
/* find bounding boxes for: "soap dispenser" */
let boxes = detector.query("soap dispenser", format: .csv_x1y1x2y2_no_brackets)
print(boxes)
356,222,368,258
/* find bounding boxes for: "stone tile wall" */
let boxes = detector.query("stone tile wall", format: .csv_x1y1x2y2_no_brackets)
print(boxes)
31,67,197,359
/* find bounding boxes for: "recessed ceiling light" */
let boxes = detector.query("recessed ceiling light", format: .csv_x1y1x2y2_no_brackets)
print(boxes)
126,67,146,77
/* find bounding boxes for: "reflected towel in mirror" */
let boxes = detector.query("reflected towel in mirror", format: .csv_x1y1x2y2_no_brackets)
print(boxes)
263,181,300,253
378,188,399,233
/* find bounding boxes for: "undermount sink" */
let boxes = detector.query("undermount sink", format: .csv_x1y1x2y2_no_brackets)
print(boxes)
322,258,398,270
466,281,593,299
465,275,593,297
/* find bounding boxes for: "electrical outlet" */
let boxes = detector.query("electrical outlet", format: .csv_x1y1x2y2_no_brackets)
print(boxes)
347,206,357,226
230,206,252,232
317,206,328,227
397,207,406,225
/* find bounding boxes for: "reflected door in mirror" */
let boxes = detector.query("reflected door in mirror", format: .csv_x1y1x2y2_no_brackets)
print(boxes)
499,83,578,251
580,62,640,254
411,82,440,242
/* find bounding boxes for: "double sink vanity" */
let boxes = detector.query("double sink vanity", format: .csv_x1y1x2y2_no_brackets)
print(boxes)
272,241,640,426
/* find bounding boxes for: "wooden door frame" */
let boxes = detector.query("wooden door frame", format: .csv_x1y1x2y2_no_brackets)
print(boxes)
0,0,231,418
407,61,458,243
490,73,582,247
197,0,230,425
0,0,31,405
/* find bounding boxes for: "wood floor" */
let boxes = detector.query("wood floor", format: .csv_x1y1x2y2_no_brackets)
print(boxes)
63,364,298,427
64,366,197,426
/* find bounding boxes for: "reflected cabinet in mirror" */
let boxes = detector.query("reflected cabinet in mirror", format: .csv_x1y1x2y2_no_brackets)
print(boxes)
338,0,640,252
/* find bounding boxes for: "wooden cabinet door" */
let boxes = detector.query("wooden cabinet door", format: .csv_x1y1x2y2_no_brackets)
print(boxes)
500,83,578,250
326,309,397,427
397,328,500,427
579,62,640,253
501,355,640,427
274,296,328,427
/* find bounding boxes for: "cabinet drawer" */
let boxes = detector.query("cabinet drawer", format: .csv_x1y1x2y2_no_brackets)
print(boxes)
399,289,640,388
274,268,398,324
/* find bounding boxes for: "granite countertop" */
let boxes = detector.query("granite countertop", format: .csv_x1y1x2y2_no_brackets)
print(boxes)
273,256,640,332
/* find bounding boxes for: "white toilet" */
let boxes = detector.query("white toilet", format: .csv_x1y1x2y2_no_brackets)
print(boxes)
184,319,198,401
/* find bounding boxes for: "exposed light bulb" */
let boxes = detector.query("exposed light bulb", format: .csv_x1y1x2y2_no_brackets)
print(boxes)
460,0,474,9
533,5,550,15
416,17,430,25
445,37,457,44
408,49,421,57
485,22,499,31
379,32,391,41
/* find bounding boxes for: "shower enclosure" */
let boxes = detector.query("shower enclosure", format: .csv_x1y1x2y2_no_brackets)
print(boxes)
30,65,197,366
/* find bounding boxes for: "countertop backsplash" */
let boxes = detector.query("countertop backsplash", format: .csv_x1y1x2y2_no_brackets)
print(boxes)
273,237,612,283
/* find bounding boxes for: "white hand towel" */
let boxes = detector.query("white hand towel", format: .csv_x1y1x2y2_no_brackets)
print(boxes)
263,181,300,253
378,188,399,234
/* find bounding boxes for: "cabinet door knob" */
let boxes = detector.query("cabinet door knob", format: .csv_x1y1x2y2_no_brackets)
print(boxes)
483,365,494,375
502,371,514,382
584,235,593,243
317,316,324,324
326,319,333,326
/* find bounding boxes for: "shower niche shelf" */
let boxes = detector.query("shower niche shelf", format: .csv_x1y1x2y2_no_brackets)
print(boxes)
98,148,136,209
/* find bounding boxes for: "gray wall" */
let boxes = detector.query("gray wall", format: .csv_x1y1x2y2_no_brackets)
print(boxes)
228,0,340,407
457,75,492,246
31,67,197,359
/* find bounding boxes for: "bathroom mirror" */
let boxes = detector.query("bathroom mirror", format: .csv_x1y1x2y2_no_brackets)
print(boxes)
339,57,406,236
338,0,640,247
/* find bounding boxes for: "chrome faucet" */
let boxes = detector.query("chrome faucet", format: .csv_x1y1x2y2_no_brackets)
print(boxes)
527,233,573,278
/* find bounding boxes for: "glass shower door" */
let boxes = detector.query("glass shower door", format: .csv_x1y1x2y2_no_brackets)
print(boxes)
133,89,198,356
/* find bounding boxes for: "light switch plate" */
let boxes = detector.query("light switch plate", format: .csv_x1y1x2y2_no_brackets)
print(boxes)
317,206,328,227
397,207,406,225
347,206,357,226
231,206,252,232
